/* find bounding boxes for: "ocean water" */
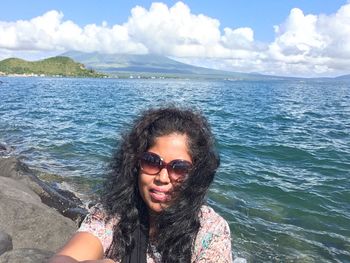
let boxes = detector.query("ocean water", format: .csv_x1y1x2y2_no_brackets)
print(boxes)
0,77,349,262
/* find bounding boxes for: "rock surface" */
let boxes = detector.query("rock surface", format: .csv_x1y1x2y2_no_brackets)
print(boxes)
0,248,53,263
0,157,88,262
0,231,12,257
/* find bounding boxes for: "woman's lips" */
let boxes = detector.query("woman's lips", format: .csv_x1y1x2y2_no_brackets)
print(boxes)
149,188,171,202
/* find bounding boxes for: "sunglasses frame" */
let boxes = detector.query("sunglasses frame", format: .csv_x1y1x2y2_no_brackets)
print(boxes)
139,152,192,181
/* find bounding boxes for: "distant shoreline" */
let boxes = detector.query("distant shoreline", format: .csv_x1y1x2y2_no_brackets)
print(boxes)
0,72,108,78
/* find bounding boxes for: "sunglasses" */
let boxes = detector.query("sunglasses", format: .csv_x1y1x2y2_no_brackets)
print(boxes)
139,152,192,182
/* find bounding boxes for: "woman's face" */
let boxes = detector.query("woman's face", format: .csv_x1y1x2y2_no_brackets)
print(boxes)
138,133,192,213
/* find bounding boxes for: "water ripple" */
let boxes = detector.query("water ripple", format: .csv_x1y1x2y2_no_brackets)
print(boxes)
1,77,350,262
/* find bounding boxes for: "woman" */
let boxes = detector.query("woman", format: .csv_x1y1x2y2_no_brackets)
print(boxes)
49,107,232,263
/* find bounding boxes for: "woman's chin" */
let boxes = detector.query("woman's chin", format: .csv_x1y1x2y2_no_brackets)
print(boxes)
147,200,170,214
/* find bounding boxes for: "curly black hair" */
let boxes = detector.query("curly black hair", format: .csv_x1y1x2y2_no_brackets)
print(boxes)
102,106,220,263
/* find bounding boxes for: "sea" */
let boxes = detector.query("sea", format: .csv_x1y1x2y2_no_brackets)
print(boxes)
0,76,349,262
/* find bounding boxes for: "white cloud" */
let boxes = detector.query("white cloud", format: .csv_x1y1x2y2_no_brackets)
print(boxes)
126,2,223,57
0,1,350,77
222,27,254,50
265,4,350,76
0,10,147,54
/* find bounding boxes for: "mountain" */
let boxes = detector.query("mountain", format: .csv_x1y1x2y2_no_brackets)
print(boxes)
62,51,283,80
0,56,105,77
335,74,350,80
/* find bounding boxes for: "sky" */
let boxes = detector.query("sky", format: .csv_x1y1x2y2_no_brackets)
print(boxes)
1,0,349,77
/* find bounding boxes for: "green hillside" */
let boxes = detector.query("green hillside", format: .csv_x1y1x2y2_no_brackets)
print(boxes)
0,56,105,77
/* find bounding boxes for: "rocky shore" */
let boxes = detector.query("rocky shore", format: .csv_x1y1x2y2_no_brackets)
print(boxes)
0,156,88,263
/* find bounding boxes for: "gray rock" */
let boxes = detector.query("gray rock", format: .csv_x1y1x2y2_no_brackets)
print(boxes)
0,231,12,256
0,157,87,222
0,248,53,263
0,157,31,180
0,176,77,251
0,156,89,259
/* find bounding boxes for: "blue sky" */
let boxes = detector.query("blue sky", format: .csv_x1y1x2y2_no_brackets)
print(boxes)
1,0,350,77
2,0,347,41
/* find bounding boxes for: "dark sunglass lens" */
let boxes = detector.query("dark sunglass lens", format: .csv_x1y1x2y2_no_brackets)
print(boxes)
141,153,161,174
170,160,192,178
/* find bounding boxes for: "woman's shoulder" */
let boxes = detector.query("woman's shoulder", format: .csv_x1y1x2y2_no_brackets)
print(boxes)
198,205,230,229
193,205,232,262
77,203,119,253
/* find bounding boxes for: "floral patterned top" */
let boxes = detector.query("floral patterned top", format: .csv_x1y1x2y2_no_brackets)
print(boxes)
78,204,233,262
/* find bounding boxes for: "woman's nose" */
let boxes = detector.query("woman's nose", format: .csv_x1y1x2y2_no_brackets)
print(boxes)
156,167,171,184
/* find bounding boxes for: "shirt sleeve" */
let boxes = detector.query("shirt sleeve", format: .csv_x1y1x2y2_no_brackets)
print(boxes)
77,204,116,253
194,207,233,262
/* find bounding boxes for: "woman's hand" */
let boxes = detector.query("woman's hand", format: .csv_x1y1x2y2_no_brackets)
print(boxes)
81,260,116,263
49,255,116,263
48,232,106,263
